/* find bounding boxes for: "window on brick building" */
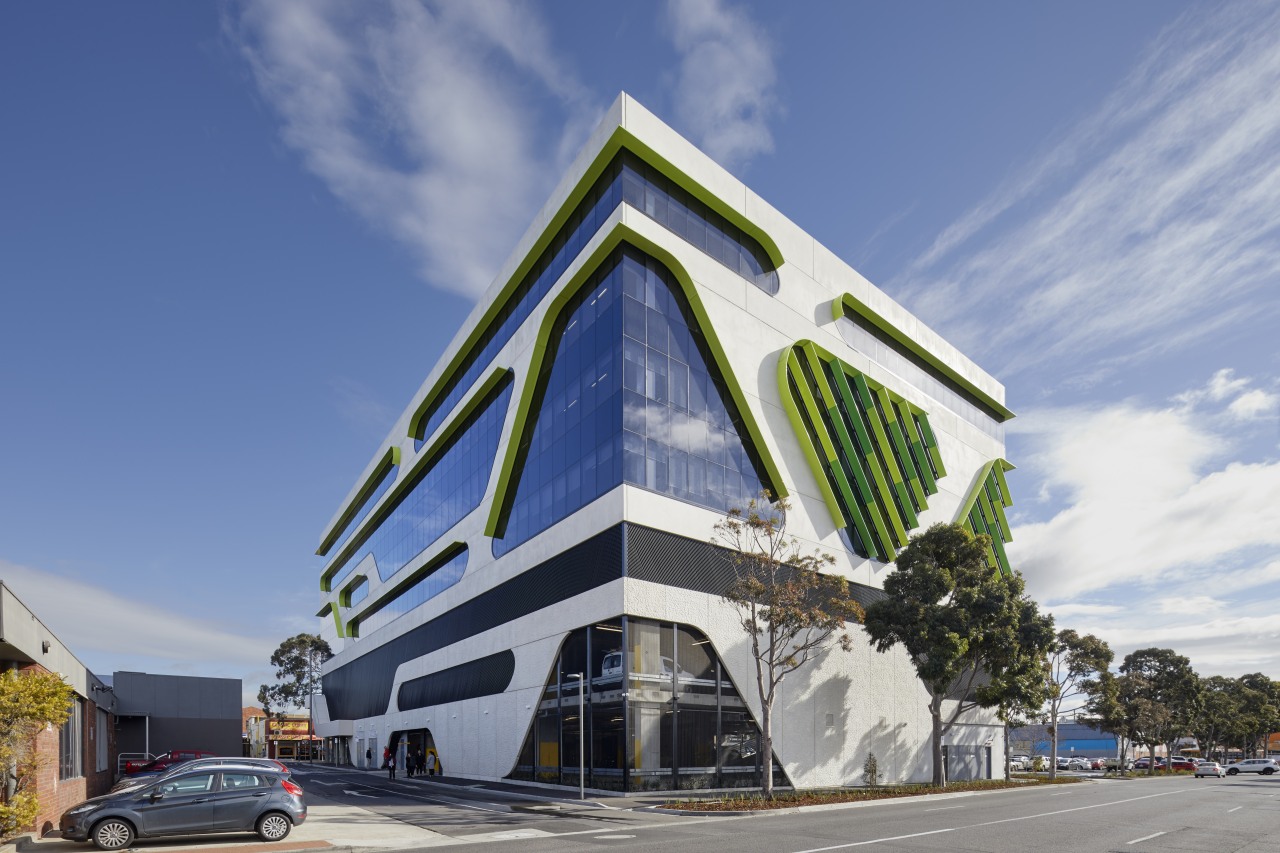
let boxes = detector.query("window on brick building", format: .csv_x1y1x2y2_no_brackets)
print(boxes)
59,698,82,779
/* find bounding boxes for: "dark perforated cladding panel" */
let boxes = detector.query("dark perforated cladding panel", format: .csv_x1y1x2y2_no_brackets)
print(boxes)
625,523,886,610
323,525,624,720
397,651,516,711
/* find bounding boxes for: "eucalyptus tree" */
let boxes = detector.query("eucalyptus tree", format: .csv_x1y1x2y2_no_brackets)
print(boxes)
864,523,1055,787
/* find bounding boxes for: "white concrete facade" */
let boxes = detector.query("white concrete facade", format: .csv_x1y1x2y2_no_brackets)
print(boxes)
314,93,1010,789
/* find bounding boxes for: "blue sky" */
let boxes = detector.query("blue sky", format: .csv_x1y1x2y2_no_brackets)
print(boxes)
3,1,1277,706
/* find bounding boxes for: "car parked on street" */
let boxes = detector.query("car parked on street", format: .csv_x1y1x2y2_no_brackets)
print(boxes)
60,767,306,850
1224,758,1279,776
1066,757,1091,771
1195,761,1227,778
110,757,289,792
121,750,219,776
1167,757,1198,772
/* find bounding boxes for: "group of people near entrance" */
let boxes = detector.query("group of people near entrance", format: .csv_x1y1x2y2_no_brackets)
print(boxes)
371,745,437,780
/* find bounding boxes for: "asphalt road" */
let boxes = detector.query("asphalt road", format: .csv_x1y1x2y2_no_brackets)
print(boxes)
110,764,1272,853
301,768,1280,853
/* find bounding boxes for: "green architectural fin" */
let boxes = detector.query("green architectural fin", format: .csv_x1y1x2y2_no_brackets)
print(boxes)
955,458,1017,576
778,340,947,562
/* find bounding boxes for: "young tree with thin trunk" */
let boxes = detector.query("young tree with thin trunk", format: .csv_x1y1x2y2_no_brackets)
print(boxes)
864,523,1055,787
1044,630,1112,780
714,492,865,798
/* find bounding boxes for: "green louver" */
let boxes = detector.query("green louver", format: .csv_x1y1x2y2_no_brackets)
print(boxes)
779,341,947,562
956,458,1016,577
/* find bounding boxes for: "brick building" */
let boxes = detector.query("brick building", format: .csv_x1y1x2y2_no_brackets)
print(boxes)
0,582,116,838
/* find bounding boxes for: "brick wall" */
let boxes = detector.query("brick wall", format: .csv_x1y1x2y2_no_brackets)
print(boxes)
17,663,114,838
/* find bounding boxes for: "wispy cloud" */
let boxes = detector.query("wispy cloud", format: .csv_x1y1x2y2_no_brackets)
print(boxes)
666,0,779,170
1008,375,1280,606
0,558,278,679
329,375,399,440
893,3,1280,385
231,1,600,297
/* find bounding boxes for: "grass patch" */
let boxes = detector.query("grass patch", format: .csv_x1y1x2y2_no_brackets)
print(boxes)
664,777,1081,811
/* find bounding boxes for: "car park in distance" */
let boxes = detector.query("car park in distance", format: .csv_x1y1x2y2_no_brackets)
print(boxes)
1224,758,1279,775
61,767,305,850
1066,757,1091,771
1195,761,1227,778
1166,757,1198,772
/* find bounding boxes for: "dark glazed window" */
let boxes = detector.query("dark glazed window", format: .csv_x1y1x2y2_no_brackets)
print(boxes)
493,248,766,557
352,548,468,639
321,460,398,559
507,618,783,792
329,376,512,587
59,699,82,780
413,152,778,449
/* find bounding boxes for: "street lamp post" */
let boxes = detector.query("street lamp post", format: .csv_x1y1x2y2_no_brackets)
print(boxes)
567,673,585,800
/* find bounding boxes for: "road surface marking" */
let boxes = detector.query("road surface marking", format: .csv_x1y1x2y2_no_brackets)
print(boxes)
924,806,964,812
793,828,958,851
1228,806,1242,813
1127,831,1166,845
789,787,1202,853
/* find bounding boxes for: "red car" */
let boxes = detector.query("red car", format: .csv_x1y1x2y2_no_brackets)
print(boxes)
1167,757,1198,771
123,749,219,775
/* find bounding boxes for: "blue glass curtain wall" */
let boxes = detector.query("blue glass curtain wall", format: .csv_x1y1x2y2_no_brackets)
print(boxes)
414,151,778,448
507,617,785,792
321,461,398,559
494,247,767,556
352,548,468,639
329,376,512,588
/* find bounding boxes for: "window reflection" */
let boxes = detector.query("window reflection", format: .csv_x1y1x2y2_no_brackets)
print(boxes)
495,249,767,556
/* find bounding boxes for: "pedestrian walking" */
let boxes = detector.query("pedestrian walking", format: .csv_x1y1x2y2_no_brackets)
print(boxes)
365,747,372,769
425,750,438,776
406,750,415,778
387,754,396,780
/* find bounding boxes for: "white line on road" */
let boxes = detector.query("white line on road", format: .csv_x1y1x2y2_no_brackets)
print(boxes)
789,786,1202,853
338,782,508,814
923,806,965,812
1228,806,1243,813
1126,831,1166,845
792,828,958,851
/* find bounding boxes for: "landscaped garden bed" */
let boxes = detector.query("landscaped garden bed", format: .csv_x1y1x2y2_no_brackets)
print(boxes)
664,776,1081,811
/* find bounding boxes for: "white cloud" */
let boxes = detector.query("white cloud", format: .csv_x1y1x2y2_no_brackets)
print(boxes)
894,4,1280,384
0,558,278,679
666,0,779,170
1008,393,1280,603
232,0,599,297
1227,388,1280,421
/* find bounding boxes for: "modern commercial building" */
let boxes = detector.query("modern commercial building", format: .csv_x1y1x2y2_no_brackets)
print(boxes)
313,94,1016,791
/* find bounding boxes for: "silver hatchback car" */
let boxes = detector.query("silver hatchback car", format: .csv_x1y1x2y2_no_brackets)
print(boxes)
60,767,306,850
